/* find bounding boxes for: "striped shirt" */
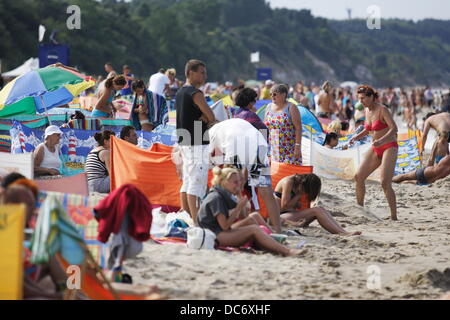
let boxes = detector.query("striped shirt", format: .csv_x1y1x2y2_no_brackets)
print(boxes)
85,150,108,181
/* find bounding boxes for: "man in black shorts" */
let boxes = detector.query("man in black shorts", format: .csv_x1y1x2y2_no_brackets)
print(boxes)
392,155,450,184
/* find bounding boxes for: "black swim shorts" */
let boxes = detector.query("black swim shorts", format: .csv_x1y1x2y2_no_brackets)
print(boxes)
415,167,428,185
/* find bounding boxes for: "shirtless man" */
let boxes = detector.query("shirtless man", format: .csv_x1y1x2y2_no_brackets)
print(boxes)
393,155,450,184
421,112,450,155
317,81,334,118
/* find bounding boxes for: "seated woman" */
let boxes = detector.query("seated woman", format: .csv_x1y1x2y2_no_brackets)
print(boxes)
85,130,116,193
131,80,168,132
197,167,305,256
274,173,361,236
33,125,63,177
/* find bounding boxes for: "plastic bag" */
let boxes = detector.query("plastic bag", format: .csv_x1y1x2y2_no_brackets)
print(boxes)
186,227,216,250
150,207,168,237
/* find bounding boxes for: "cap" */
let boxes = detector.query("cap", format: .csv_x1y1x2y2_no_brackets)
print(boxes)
265,79,274,86
44,125,63,138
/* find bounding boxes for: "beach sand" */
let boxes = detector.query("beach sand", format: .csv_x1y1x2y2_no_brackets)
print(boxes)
124,175,450,300
123,109,450,300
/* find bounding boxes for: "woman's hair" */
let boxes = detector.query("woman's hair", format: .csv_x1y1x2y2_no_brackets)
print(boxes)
166,68,176,76
94,130,116,146
292,173,322,202
211,166,240,187
105,75,126,89
131,79,146,92
1,172,26,189
11,178,39,200
323,132,338,146
70,110,85,120
322,81,332,92
235,88,258,109
327,120,342,134
270,84,289,97
357,85,379,99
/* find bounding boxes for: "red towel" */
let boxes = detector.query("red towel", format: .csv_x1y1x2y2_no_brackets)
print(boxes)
94,184,152,243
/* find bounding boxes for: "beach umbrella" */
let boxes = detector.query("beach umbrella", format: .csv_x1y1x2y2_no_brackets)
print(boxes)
0,65,96,117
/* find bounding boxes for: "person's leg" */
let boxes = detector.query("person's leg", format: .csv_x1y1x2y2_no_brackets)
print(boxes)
180,192,189,213
380,147,398,220
216,225,305,256
355,150,381,207
392,171,417,183
257,186,281,233
281,208,361,235
187,195,200,225
232,212,271,229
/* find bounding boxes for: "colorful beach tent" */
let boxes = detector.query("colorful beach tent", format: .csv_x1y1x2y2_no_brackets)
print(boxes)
0,66,95,117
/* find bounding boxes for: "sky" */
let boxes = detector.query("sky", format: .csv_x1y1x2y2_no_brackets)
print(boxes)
267,0,450,21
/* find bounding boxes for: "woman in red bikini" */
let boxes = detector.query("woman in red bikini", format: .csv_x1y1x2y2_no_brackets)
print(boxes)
349,85,398,220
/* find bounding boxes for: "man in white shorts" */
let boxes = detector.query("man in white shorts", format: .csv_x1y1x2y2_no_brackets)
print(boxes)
176,59,216,224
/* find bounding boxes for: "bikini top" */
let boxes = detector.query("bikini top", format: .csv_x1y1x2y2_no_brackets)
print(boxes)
365,119,388,131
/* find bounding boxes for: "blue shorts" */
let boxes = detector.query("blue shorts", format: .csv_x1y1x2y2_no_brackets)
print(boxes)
92,109,111,118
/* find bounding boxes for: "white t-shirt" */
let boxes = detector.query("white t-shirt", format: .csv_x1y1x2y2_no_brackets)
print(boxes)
148,73,169,96
208,118,268,166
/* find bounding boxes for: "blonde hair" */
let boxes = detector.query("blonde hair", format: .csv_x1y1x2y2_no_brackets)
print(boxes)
211,166,240,187
166,68,176,76
322,81,332,92
327,120,342,134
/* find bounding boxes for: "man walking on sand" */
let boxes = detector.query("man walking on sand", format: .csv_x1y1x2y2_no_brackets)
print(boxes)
176,59,216,224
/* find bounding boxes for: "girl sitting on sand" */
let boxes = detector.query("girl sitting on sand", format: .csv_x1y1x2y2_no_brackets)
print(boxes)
197,167,305,256
274,173,361,236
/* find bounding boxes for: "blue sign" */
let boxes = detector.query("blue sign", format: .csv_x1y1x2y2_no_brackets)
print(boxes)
39,44,70,68
256,68,272,81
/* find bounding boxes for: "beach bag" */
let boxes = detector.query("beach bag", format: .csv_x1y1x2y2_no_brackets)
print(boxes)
186,227,216,250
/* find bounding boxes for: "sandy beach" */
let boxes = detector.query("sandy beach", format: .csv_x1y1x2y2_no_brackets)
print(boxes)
123,168,449,300
121,110,450,300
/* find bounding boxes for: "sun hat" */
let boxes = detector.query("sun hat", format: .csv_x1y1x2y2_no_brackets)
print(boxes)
265,79,274,86
44,125,63,138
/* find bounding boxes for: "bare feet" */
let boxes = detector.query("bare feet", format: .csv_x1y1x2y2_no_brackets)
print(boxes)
286,248,308,257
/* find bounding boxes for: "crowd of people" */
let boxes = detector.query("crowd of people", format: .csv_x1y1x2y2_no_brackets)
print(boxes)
1,58,450,299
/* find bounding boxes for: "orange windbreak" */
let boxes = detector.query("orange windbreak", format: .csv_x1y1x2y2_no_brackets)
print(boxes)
258,162,313,218
110,137,181,207
148,143,174,153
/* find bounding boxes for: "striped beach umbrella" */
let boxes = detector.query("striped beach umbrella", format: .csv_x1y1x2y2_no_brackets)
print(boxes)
0,65,95,117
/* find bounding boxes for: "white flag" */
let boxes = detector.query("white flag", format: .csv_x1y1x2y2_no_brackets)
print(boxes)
39,25,46,42
250,51,260,63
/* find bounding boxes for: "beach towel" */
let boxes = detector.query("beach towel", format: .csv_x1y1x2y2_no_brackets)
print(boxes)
94,184,153,243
